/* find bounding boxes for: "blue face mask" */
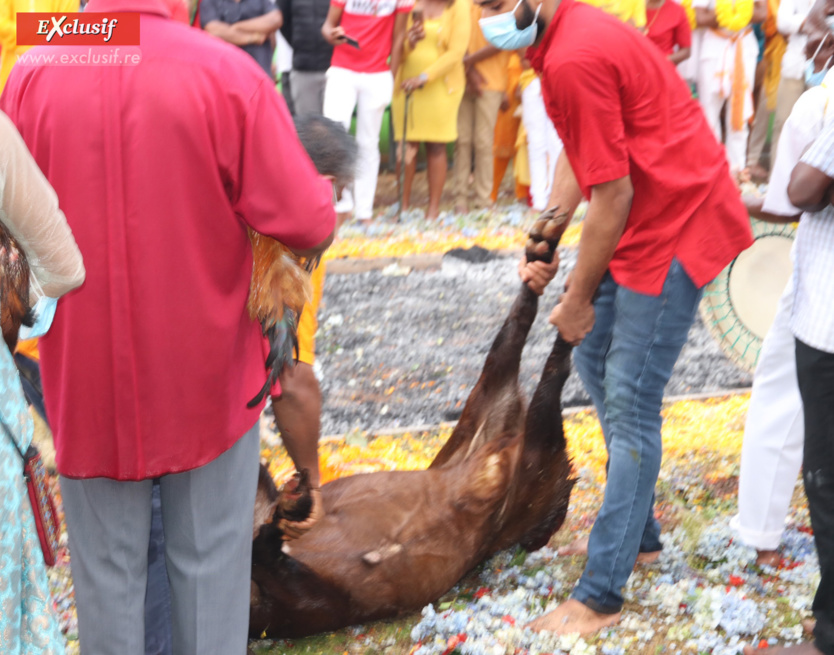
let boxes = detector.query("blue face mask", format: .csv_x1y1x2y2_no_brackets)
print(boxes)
18,295,58,340
479,0,542,51
805,33,832,87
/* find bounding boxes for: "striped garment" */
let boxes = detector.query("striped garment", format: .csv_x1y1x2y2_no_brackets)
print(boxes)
791,122,834,353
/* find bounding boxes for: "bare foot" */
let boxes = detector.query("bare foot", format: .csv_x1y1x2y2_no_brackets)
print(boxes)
802,618,816,635
756,549,781,568
558,536,590,556
742,642,824,654
527,599,620,636
558,537,660,564
454,203,468,214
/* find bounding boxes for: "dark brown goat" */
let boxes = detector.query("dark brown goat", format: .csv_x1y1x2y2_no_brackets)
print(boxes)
249,276,576,638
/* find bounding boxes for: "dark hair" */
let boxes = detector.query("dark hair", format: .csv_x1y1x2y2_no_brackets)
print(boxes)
294,113,357,188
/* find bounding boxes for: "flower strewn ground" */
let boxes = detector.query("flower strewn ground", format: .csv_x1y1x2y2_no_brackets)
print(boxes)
47,205,816,655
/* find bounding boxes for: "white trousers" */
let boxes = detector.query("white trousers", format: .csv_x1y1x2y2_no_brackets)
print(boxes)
521,78,564,212
697,34,758,172
731,279,804,550
323,66,393,220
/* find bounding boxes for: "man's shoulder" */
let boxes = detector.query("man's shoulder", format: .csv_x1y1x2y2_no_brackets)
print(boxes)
145,19,270,92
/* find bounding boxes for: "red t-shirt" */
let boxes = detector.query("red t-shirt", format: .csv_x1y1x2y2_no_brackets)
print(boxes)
1,0,336,480
331,0,414,73
530,0,751,296
646,1,692,56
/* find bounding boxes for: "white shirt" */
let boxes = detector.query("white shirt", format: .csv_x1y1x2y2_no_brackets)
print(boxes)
791,118,834,353
777,0,814,80
763,70,834,215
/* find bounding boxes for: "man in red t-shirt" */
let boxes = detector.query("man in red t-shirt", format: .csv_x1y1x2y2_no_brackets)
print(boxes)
476,0,753,637
321,0,412,221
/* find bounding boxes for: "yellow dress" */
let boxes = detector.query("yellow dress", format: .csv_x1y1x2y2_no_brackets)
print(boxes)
392,14,467,144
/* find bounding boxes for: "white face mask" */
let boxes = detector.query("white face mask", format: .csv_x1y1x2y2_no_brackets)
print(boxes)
805,33,832,87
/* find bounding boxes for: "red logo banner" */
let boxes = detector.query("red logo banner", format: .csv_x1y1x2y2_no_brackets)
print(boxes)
16,13,140,46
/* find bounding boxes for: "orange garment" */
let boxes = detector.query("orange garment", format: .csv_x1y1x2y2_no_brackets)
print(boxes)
15,338,39,361
491,54,524,202
468,3,510,92
711,27,753,131
763,0,786,111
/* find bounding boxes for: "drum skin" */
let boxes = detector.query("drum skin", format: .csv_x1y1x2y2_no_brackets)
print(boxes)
699,217,796,373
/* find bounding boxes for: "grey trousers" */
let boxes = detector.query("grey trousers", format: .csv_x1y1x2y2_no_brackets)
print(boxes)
290,69,327,116
61,423,260,655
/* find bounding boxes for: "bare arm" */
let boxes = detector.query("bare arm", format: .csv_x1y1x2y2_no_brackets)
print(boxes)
549,175,633,343
669,46,691,65
464,44,501,67
287,228,335,259
751,0,766,23
204,21,266,46
321,4,346,45
744,194,801,223
695,7,719,28
519,151,583,294
788,162,834,212
234,9,283,34
390,11,409,76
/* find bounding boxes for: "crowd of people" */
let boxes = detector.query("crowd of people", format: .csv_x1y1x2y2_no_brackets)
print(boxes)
1,0,834,654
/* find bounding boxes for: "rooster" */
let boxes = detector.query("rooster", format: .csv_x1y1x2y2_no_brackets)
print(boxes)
0,222,34,352
245,114,357,408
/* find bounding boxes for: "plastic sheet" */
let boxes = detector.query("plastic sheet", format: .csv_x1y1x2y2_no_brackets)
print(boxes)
0,111,85,302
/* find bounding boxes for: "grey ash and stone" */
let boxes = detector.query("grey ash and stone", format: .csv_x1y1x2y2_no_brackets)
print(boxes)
308,248,751,437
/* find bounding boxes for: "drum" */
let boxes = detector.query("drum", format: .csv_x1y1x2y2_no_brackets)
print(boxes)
699,217,796,373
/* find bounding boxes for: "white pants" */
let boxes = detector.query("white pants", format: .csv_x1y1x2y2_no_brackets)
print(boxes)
697,32,758,172
731,279,804,550
521,78,563,211
323,66,393,220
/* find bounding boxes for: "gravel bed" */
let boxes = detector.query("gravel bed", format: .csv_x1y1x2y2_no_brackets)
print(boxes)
314,248,752,437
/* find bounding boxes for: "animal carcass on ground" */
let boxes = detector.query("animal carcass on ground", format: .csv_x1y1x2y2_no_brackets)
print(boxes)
250,215,576,639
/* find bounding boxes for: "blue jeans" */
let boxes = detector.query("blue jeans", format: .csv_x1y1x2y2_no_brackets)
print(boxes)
571,259,703,614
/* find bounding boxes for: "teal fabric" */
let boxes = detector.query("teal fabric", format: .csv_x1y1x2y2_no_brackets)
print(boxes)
0,338,65,655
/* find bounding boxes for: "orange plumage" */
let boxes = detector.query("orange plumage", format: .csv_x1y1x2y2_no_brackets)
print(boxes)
247,230,312,327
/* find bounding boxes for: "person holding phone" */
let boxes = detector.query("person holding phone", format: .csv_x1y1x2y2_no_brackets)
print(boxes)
321,0,413,223
391,0,471,219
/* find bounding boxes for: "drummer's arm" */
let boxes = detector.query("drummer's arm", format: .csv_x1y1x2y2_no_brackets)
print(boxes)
743,195,801,224
787,162,834,213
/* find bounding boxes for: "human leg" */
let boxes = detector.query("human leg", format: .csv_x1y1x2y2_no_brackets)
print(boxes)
353,71,393,220
425,142,448,219
144,482,173,655
574,260,703,615
732,281,804,558
796,340,834,655
401,142,419,212
453,93,475,212
472,90,503,208
158,423,260,655
772,77,806,166
291,70,328,117
746,83,770,172
60,475,155,655
569,273,663,559
323,67,359,216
